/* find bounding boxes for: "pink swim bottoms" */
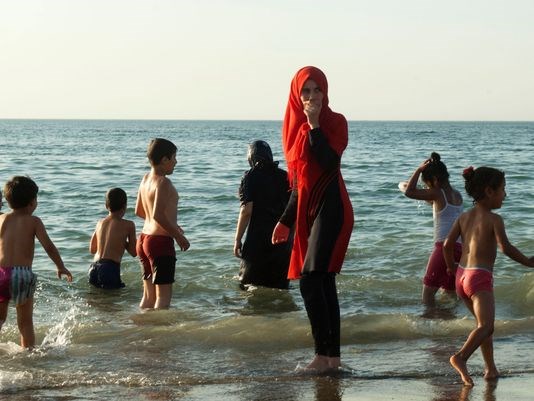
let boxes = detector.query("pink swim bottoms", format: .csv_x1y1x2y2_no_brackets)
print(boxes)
423,242,462,291
455,265,493,300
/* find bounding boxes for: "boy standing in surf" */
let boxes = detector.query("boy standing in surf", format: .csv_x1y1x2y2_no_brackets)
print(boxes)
0,176,72,348
135,138,190,309
444,166,534,386
89,188,137,289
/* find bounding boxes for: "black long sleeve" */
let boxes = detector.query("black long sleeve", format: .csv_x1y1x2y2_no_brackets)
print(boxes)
309,128,339,171
279,189,297,227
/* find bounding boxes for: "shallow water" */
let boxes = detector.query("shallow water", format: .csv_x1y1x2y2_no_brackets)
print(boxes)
1,120,534,399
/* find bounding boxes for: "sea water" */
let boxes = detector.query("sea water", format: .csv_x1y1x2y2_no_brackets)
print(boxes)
0,120,534,399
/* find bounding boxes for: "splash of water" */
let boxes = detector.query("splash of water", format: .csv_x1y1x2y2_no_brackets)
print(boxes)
41,305,86,350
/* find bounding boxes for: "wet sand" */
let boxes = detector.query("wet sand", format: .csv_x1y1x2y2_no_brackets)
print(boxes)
1,373,533,401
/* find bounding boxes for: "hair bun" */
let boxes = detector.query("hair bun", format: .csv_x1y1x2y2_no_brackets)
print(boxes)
430,152,441,162
463,166,475,179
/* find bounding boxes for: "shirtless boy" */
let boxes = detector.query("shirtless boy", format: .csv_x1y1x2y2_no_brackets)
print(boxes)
89,188,137,289
0,176,72,348
135,138,190,309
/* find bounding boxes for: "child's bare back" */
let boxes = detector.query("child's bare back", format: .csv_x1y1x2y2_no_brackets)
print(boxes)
91,215,136,263
0,212,41,267
137,172,181,237
452,208,500,271
0,210,70,280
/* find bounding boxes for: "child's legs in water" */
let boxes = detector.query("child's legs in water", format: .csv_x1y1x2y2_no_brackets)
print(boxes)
16,298,35,348
140,280,173,309
140,280,156,309
422,242,459,306
422,285,439,306
155,284,172,309
422,285,456,306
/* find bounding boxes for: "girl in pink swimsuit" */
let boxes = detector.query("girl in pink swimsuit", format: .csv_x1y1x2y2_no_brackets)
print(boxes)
403,152,463,306
443,166,534,386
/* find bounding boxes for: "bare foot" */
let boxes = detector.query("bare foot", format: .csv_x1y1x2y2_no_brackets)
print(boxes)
298,355,331,373
450,354,474,386
328,356,341,370
484,367,499,381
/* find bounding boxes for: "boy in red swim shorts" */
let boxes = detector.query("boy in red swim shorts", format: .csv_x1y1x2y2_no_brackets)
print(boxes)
135,138,190,309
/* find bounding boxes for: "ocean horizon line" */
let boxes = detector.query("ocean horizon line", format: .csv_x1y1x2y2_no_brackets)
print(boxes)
1,118,533,123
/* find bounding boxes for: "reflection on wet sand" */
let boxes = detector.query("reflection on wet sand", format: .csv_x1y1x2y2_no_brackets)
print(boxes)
313,376,343,401
431,379,498,401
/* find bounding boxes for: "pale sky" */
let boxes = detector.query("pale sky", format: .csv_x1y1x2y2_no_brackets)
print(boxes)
1,0,533,120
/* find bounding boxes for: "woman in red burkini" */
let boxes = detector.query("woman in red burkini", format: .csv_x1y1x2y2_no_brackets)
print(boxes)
272,66,354,372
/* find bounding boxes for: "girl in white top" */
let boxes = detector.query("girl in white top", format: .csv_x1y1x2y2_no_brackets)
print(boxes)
402,152,463,306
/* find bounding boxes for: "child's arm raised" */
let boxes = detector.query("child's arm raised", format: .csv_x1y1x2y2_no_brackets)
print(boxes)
34,217,73,281
403,159,440,202
494,214,534,267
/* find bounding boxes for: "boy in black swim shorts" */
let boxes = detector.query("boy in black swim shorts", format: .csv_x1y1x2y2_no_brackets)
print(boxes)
89,188,137,289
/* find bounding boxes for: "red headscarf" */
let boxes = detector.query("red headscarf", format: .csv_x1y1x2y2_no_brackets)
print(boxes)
282,66,348,185
282,66,352,279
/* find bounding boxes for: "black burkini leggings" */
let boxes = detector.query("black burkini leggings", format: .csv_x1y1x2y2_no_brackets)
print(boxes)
299,271,340,357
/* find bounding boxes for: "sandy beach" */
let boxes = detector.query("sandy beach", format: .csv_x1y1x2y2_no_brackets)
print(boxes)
2,373,534,400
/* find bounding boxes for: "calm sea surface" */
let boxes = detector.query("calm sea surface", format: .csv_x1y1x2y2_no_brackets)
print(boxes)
1,120,534,400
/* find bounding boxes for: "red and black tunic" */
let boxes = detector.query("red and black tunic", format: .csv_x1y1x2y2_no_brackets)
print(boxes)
280,66,353,280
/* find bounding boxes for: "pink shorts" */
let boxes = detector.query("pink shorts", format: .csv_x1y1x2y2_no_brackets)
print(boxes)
423,242,462,291
455,265,494,300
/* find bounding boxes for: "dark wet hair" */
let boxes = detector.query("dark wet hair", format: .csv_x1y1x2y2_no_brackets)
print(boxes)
421,152,449,184
106,188,127,212
247,140,274,167
147,138,177,165
463,166,505,203
3,176,39,209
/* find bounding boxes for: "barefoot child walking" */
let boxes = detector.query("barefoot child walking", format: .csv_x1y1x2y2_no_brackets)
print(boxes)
444,166,534,386
402,152,463,306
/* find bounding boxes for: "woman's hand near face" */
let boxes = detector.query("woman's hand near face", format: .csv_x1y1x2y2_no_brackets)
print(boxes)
300,79,323,129
303,101,321,128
